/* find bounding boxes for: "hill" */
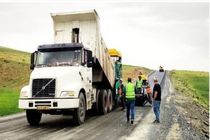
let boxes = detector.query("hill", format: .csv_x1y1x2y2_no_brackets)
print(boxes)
0,47,30,89
0,46,30,116
122,64,151,82
170,70,209,109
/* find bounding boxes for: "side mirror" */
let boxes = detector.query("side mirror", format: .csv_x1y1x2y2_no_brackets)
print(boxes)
87,51,92,68
30,51,37,70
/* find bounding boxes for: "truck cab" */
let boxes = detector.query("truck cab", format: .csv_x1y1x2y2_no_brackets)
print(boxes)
19,43,93,125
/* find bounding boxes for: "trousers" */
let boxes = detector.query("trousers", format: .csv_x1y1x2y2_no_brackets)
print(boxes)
153,100,161,121
126,100,135,121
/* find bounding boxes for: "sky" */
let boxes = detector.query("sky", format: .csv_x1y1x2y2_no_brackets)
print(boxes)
0,1,209,71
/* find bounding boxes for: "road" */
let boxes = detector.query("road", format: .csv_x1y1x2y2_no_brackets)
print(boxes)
0,71,166,140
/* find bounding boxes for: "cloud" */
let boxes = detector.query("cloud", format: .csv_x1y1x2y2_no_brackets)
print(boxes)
0,2,208,71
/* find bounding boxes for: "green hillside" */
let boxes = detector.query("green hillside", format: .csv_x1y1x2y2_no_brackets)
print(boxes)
170,70,209,109
0,46,30,116
0,47,30,89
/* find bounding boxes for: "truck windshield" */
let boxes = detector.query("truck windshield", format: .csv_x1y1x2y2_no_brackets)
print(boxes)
36,50,81,67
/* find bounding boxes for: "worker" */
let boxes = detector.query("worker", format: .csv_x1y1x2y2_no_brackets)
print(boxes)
145,85,152,105
135,75,142,94
125,77,135,124
115,79,120,105
118,79,126,110
140,73,147,86
115,57,122,80
152,77,162,123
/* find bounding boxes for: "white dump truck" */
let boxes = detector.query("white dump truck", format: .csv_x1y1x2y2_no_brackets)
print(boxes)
19,10,122,125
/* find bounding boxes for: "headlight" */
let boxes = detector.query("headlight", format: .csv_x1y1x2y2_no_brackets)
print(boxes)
60,91,75,97
20,86,29,98
20,90,28,98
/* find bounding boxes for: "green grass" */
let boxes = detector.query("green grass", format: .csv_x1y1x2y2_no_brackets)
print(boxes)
0,46,30,116
0,88,21,116
170,70,209,109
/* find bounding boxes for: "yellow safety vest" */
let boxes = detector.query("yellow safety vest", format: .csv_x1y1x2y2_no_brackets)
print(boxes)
126,82,135,99
136,79,142,88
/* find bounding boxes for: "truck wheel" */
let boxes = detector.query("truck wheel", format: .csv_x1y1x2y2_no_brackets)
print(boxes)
73,93,86,125
107,90,113,112
98,89,108,115
26,109,42,126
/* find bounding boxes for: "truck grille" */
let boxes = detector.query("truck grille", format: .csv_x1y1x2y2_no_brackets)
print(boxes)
32,79,55,97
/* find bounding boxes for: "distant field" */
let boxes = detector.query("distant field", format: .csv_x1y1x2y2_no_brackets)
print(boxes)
0,46,30,116
170,70,209,109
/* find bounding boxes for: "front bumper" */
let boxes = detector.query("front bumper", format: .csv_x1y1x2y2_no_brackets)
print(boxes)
19,98,79,109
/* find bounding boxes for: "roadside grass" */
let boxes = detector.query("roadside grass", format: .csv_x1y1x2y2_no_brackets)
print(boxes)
170,70,209,110
0,46,30,116
0,88,22,116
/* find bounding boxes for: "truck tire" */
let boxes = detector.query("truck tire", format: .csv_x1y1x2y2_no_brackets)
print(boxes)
73,93,86,125
26,109,42,126
107,90,113,112
98,89,108,115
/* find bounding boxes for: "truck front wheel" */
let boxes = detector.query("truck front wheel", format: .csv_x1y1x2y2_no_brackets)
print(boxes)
26,109,42,126
73,93,86,125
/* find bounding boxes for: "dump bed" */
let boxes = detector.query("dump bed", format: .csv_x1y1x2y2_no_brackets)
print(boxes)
51,10,115,88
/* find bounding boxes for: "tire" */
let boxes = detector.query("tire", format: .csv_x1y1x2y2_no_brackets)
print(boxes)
73,93,86,125
26,109,42,126
107,90,113,112
98,89,108,115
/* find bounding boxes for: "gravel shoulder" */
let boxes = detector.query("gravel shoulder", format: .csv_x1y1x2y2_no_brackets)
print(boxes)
150,72,208,140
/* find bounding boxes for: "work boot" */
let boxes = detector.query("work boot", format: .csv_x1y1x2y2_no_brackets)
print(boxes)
127,118,130,123
131,120,134,124
153,120,157,123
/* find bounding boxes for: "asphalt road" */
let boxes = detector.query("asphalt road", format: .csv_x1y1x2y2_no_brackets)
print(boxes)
0,71,166,140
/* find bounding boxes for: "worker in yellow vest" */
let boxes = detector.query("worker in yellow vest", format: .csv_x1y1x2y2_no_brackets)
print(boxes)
135,75,142,94
125,77,136,124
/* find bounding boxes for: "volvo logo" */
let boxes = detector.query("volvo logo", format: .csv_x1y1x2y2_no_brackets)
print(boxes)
41,86,46,90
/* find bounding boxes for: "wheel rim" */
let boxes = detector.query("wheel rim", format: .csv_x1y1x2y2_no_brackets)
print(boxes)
79,97,85,120
104,94,108,112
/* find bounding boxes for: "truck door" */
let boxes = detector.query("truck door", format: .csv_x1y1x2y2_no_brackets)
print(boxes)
81,49,92,109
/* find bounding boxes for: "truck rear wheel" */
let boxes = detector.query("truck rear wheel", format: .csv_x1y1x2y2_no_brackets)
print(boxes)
107,90,113,112
73,93,86,125
26,109,42,126
98,89,108,115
